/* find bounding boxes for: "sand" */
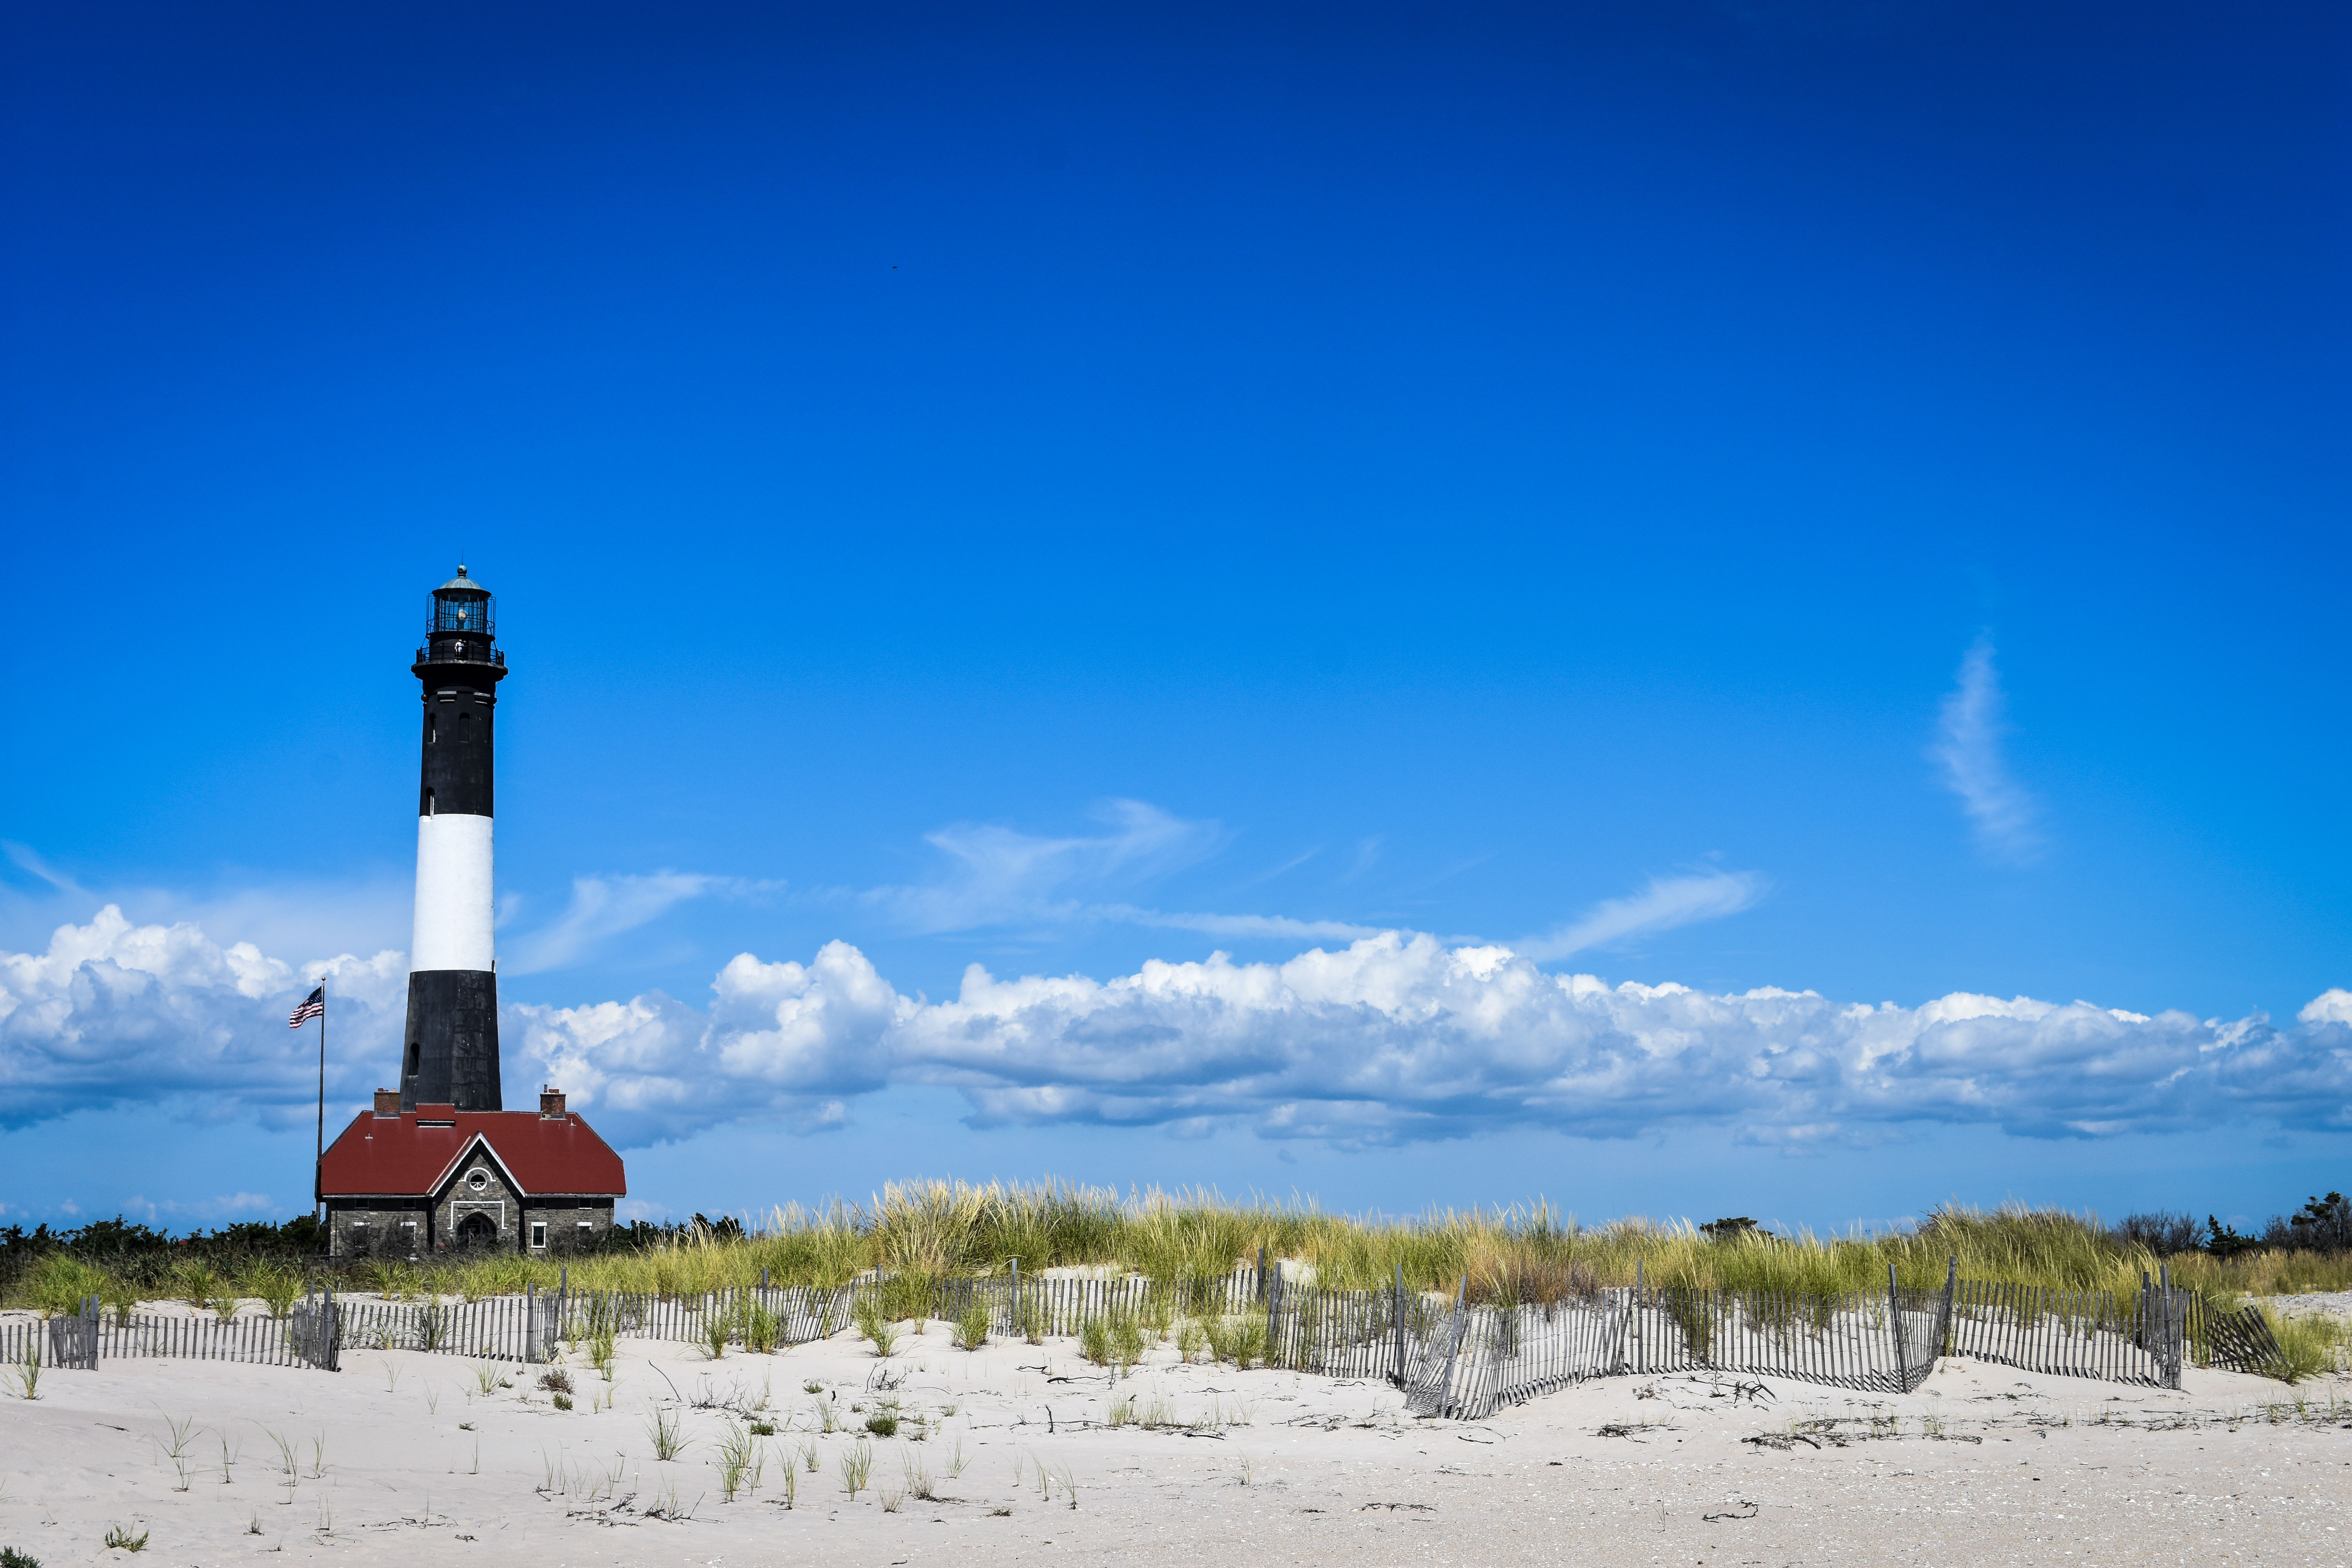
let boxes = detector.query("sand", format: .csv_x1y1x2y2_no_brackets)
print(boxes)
2,1304,2348,1566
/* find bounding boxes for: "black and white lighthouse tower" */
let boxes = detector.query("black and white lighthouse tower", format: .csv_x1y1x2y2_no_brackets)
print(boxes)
400,566,507,1112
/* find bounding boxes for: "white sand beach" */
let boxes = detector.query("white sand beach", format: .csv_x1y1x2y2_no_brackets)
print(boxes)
3,1305,2348,1566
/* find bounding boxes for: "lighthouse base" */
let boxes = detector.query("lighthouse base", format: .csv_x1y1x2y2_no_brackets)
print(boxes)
399,969,503,1112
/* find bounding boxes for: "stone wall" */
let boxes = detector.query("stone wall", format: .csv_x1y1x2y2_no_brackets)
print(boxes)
328,1204,430,1260
520,1201,616,1255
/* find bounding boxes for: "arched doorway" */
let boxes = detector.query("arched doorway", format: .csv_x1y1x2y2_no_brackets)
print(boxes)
456,1212,498,1247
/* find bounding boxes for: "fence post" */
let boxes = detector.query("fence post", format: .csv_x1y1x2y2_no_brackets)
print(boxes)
1634,1260,1644,1376
1256,1246,1267,1306
1940,1256,1958,1362
1393,1263,1408,1387
1432,1275,1468,1419
1265,1257,1282,1367
2158,1264,2181,1389
1887,1263,1907,1390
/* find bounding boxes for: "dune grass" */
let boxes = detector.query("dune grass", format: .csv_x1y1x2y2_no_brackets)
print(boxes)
12,1180,2348,1319
414,1181,2348,1312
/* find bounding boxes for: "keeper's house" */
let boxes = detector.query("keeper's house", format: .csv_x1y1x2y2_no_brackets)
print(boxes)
319,1087,625,1259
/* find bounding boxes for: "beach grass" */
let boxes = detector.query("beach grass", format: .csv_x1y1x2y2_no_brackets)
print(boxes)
11,1179,2349,1315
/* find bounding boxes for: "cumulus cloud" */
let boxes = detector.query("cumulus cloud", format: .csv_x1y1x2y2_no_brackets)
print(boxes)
1516,869,1768,960
1933,636,2044,863
11,906,2348,1152
0,906,407,1129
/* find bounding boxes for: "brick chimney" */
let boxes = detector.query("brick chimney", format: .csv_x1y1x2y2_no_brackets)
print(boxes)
539,1085,566,1119
373,1088,400,1117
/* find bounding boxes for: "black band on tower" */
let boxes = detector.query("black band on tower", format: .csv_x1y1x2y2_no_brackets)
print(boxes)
419,688,496,817
399,970,504,1111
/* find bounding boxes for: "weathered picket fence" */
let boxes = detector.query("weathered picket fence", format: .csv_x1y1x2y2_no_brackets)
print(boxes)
0,1296,340,1373
0,1261,2292,1405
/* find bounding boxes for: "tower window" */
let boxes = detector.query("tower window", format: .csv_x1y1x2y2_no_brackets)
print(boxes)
428,715,436,744
405,1042,420,1078
425,788,435,817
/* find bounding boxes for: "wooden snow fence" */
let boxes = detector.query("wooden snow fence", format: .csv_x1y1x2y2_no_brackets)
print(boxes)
0,1263,2297,1397
0,1298,340,1373
1396,1267,2220,1420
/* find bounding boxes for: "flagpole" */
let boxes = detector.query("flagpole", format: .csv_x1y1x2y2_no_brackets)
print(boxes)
314,974,327,1228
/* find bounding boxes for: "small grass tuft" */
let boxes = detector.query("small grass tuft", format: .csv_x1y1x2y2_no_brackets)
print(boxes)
839,1440,873,1498
647,1406,690,1461
953,1299,991,1350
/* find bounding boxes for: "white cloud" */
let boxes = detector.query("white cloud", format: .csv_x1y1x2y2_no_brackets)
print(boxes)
509,936,2352,1149
1515,869,1768,960
2299,989,2352,1027
13,905,2348,1153
1933,636,2044,864
0,905,407,1128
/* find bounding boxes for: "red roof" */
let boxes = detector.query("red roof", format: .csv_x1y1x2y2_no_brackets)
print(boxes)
319,1107,626,1199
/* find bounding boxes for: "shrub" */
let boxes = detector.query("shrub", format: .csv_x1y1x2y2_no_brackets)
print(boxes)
2,1546,43,1567
537,1368,573,1395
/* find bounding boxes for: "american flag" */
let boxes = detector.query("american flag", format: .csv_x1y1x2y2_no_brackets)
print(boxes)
288,986,325,1029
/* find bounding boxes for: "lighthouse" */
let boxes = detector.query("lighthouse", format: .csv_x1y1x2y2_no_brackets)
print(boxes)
400,565,507,1112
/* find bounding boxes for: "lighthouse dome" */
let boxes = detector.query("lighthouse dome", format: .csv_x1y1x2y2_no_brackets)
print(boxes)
427,566,495,635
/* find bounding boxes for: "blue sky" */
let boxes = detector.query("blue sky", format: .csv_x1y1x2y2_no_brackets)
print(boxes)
3,0,2346,1234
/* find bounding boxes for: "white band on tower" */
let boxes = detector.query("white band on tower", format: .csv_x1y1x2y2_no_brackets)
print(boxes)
411,813,495,973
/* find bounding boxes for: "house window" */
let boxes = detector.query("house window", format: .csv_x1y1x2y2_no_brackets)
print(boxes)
530,1221,547,1250
466,1169,489,1193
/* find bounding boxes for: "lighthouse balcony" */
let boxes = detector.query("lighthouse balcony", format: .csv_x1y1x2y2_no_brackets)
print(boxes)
413,643,506,669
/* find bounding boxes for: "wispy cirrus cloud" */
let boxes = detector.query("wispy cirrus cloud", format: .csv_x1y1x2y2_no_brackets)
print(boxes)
503,872,747,975
863,799,1227,935
1933,635,2044,864
1515,869,1769,961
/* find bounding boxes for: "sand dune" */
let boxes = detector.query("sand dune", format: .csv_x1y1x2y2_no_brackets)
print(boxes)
1,1306,2345,1564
